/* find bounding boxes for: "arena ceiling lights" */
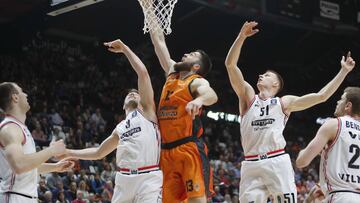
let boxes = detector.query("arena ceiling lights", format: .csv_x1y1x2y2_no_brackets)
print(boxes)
47,0,104,16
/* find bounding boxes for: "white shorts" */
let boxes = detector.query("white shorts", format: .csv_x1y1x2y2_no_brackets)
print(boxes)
112,170,163,203
0,192,37,203
324,191,360,203
239,154,297,203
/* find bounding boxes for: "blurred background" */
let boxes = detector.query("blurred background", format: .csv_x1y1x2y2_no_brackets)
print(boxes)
1,0,359,202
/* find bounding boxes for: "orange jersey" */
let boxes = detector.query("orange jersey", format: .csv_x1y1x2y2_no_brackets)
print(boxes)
158,73,203,144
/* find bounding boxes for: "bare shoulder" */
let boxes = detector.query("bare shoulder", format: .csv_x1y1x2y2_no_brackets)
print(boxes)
280,95,297,105
280,95,298,112
191,77,210,87
0,123,24,146
190,78,210,95
319,118,339,141
322,118,339,131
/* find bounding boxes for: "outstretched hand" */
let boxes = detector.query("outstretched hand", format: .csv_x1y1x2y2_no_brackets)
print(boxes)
239,21,259,38
54,159,75,173
186,99,202,120
104,39,126,53
305,184,325,203
49,139,66,157
341,51,356,72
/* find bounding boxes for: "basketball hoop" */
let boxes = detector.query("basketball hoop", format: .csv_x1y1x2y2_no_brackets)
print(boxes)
138,0,178,35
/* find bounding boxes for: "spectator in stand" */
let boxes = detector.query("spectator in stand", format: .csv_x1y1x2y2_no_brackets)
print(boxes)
50,108,64,126
101,180,113,203
62,170,77,190
65,182,77,202
77,180,90,201
100,162,113,182
42,191,53,203
38,177,51,202
56,191,70,203
90,172,104,195
32,120,49,147
71,191,86,203
47,172,63,191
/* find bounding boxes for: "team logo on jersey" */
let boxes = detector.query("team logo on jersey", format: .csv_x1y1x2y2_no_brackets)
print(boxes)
194,183,200,192
270,98,277,105
251,118,275,127
121,127,141,140
158,105,178,120
132,110,138,118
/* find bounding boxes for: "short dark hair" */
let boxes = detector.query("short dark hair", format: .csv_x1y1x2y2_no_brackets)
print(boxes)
126,88,139,95
195,49,212,77
267,69,284,94
344,87,360,115
0,82,19,112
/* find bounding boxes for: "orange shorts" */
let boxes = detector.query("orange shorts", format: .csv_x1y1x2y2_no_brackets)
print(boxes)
160,140,214,203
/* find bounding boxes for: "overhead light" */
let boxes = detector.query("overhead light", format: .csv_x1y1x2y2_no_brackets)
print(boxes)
206,111,241,123
47,0,104,16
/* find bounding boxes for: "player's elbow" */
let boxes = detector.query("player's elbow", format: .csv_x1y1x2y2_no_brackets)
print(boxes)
213,93,219,104
138,66,149,77
316,93,328,103
224,60,235,69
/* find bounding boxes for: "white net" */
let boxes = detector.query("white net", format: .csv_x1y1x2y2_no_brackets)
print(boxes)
138,0,178,35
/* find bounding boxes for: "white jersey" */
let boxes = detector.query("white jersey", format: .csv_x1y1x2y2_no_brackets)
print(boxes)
0,116,38,197
320,116,360,194
114,109,161,169
240,95,288,155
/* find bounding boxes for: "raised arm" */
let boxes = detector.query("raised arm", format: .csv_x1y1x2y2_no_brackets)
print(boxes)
0,124,66,174
138,0,176,74
282,52,355,113
186,78,218,119
296,118,338,168
150,29,176,75
66,132,119,160
225,21,258,113
104,39,157,121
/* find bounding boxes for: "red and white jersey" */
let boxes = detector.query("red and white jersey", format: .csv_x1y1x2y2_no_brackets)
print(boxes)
320,116,360,194
0,116,38,197
114,109,161,169
240,95,288,156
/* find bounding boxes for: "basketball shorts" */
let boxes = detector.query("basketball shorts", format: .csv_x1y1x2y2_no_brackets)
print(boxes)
239,153,297,203
160,141,214,203
112,170,163,203
324,191,360,203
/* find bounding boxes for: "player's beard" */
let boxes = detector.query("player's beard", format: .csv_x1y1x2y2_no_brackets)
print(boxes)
124,100,138,110
174,61,193,72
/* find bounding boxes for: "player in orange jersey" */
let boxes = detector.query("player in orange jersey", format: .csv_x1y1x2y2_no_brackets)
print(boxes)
148,21,218,203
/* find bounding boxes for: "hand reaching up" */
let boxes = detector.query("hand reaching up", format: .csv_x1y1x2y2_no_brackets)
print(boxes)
341,51,356,73
239,21,259,39
104,39,127,54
